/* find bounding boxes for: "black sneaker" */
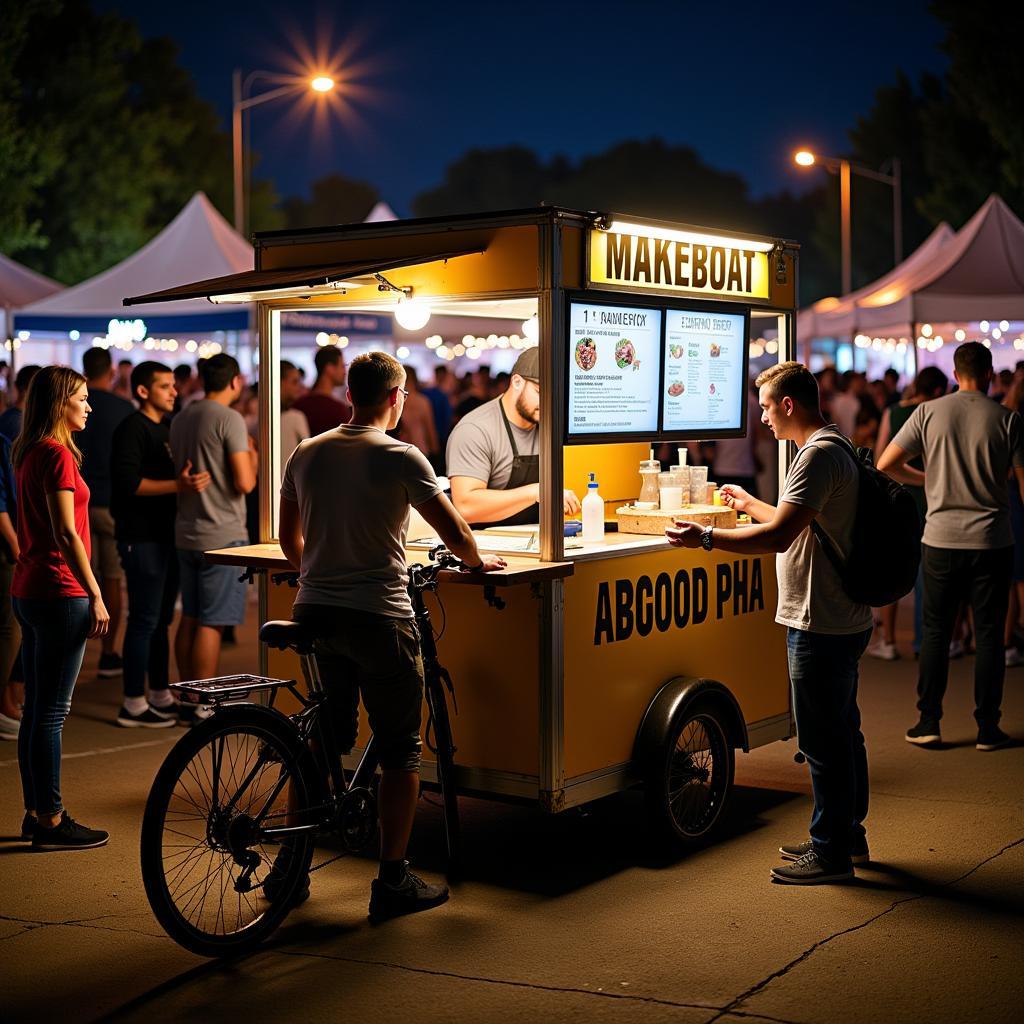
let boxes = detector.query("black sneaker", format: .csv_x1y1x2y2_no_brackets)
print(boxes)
770,850,854,885
97,653,123,678
369,865,449,922
780,837,870,865
21,812,35,840
116,705,177,729
262,846,310,907
905,720,942,746
32,811,109,851
976,725,1011,751
176,703,214,728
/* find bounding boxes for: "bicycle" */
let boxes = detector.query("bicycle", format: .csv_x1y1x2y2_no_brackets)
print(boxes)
140,546,466,957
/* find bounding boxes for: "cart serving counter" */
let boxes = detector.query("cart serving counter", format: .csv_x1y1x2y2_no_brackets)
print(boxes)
127,207,800,843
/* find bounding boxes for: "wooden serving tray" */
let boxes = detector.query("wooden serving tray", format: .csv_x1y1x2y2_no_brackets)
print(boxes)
615,504,738,535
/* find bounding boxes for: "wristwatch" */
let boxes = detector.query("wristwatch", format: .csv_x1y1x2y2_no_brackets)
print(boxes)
700,526,715,551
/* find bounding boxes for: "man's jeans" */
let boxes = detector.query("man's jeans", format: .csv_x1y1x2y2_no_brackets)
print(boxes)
787,626,872,866
918,544,1013,727
118,541,179,700
13,596,90,815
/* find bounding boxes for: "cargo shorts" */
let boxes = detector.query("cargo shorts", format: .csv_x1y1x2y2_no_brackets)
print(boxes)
90,507,124,581
292,604,424,771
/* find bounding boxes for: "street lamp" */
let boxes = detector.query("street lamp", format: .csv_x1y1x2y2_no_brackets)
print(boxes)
232,70,336,235
794,149,902,296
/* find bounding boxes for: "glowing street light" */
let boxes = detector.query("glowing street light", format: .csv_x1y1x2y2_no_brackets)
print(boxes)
793,148,902,295
232,70,337,234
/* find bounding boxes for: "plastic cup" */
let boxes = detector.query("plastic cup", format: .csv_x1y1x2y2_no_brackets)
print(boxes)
690,466,708,503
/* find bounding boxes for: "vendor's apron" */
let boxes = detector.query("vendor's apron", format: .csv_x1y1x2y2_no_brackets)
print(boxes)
479,401,539,529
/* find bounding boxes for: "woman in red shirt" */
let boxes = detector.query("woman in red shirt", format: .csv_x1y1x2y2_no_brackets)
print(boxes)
12,366,110,850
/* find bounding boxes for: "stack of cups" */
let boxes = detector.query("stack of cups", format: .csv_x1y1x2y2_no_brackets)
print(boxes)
690,466,709,505
670,465,690,505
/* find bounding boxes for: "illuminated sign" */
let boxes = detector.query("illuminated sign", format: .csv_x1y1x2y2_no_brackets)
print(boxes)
589,221,771,300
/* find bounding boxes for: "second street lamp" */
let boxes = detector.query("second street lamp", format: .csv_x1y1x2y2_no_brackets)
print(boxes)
794,149,902,296
232,70,336,236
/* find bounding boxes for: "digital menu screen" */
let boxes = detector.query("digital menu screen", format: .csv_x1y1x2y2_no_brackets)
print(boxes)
567,301,662,438
662,308,747,433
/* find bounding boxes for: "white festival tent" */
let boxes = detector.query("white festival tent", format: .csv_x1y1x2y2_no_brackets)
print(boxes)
799,194,1024,341
15,192,254,339
797,221,955,341
1,252,62,342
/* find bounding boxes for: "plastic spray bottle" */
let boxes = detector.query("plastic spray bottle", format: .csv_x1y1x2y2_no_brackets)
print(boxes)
582,472,605,544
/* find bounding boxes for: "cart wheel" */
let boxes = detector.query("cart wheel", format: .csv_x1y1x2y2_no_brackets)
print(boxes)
644,700,734,846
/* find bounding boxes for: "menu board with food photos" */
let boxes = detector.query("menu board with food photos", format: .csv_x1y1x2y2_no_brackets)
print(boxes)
662,308,747,433
567,301,662,438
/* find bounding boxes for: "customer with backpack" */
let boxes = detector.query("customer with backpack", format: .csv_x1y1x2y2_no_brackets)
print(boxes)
878,342,1024,751
666,361,873,884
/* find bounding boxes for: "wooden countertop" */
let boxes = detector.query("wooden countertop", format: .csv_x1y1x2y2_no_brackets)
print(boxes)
204,543,574,587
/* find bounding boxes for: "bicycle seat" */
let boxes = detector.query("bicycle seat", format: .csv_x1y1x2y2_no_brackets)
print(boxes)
259,620,319,655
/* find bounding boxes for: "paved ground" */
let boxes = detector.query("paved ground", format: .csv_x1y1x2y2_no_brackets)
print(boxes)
2,602,1022,1024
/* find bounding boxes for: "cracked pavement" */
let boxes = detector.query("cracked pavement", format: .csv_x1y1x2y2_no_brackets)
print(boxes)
2,613,1022,1023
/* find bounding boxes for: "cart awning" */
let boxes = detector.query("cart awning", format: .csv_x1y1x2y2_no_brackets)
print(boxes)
123,248,485,307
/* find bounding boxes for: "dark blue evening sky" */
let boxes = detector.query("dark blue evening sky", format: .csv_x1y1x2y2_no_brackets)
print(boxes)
95,0,947,215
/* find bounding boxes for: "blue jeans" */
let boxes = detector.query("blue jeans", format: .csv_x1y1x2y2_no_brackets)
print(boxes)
13,596,91,816
118,541,179,700
787,626,872,866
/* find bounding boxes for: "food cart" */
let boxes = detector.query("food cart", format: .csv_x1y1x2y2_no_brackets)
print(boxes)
127,207,800,843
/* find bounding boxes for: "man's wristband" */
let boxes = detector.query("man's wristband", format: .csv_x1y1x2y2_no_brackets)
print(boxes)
461,559,484,572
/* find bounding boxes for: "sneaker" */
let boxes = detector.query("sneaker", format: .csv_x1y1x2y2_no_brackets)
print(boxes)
21,812,35,840
976,726,1012,751
770,850,854,885
32,811,109,851
905,720,942,746
368,865,449,921
866,640,899,661
97,653,123,678
0,711,20,740
779,837,870,865
262,846,310,906
116,705,177,729
1005,647,1024,668
948,640,965,660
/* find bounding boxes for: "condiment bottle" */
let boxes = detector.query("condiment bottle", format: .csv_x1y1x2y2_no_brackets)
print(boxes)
582,472,605,543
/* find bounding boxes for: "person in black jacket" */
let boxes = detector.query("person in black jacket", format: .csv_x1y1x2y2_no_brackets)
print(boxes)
110,362,209,727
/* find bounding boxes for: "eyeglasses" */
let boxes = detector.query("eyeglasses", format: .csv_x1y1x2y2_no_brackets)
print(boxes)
398,388,409,397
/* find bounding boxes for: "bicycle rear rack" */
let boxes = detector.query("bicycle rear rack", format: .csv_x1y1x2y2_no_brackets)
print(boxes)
171,674,307,706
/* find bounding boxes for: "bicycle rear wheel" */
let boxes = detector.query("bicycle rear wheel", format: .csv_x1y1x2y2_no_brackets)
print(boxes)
425,676,461,869
140,705,320,957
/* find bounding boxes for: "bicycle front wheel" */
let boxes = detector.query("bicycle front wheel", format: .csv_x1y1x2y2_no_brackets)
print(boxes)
140,705,320,957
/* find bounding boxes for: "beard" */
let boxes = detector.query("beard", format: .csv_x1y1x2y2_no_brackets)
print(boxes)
515,390,540,424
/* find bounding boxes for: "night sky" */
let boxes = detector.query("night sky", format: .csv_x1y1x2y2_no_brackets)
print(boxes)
93,0,947,215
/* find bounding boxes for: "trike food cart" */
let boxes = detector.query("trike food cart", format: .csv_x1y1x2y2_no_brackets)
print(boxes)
128,206,800,845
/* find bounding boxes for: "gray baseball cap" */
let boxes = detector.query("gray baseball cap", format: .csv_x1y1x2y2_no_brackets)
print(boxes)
511,346,539,382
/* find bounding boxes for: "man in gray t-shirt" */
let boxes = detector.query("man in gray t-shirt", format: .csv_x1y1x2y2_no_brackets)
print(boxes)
278,351,504,920
667,361,872,886
169,354,257,689
879,342,1024,751
446,347,580,527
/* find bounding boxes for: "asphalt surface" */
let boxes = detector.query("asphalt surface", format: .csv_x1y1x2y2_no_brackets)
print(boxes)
2,602,1022,1024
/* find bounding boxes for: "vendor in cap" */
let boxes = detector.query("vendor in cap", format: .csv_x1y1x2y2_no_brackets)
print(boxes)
446,347,581,528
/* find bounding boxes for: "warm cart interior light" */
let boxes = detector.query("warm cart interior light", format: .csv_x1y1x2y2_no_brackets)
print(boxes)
396,345,410,359
601,219,775,253
955,328,966,341
980,320,990,333
1000,320,1010,332
311,76,335,93
921,324,933,337
394,296,431,331
522,316,539,340
794,150,816,167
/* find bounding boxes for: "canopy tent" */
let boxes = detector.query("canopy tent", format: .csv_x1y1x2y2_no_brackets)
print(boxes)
1,252,62,339
15,192,253,334
798,221,955,340
800,194,1024,340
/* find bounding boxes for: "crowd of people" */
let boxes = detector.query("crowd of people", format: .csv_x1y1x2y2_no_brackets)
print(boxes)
0,338,1020,902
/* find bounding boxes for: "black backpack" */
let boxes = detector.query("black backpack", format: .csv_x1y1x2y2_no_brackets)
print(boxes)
803,434,922,607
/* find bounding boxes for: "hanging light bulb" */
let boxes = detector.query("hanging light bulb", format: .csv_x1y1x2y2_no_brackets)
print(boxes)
522,316,538,340
394,295,431,331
